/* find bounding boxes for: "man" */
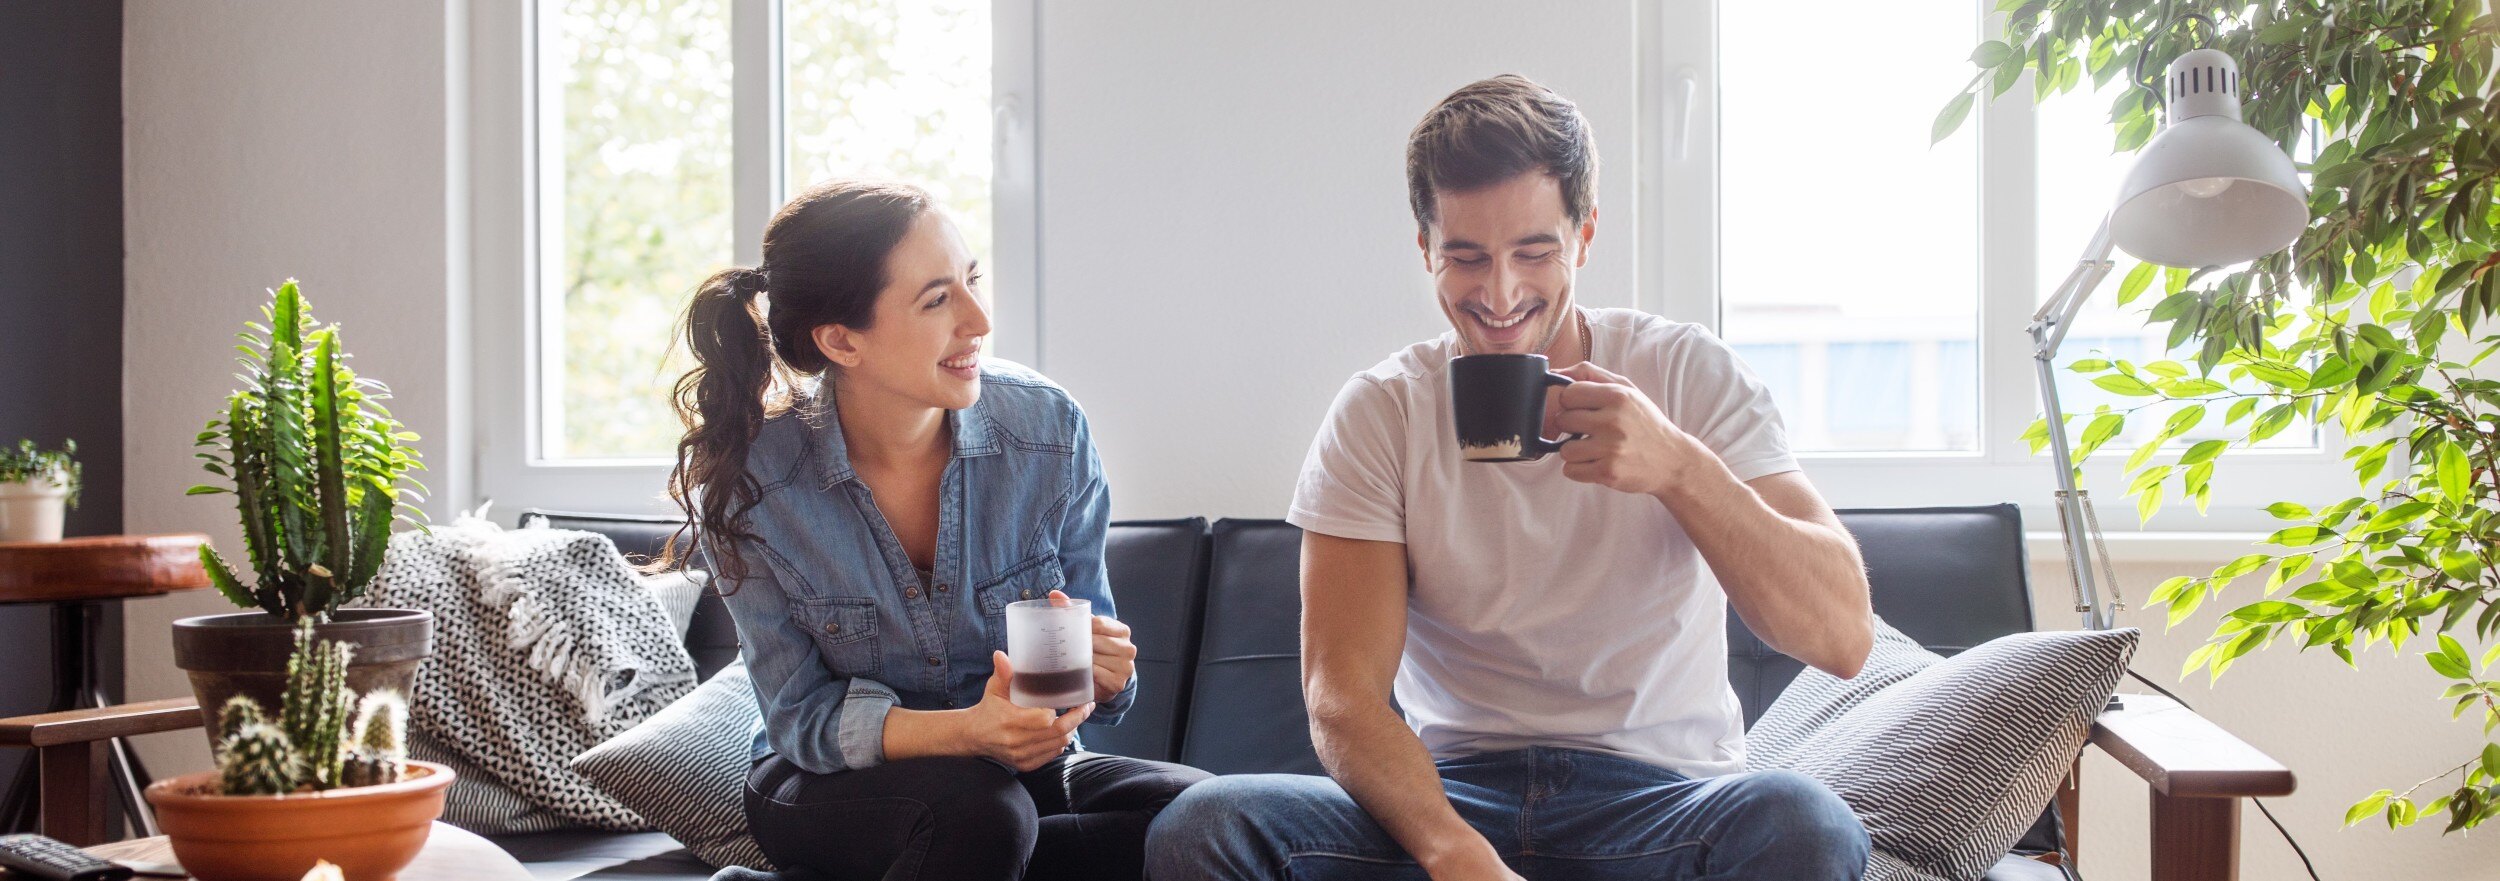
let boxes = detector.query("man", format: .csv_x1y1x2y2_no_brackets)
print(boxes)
1146,75,1875,880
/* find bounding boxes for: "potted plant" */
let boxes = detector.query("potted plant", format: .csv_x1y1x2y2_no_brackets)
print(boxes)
176,279,431,748
146,622,454,881
0,439,79,542
1944,1,2500,831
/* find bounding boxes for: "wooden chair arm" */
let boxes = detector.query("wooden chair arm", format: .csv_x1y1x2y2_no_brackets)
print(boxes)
0,698,203,749
2089,693,2294,799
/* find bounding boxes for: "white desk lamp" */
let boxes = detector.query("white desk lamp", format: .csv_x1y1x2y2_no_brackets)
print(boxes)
2031,47,2309,630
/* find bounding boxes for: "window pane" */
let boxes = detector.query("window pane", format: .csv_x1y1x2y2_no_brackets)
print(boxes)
542,0,733,460
1719,0,1980,452
784,0,992,265
2035,81,2314,450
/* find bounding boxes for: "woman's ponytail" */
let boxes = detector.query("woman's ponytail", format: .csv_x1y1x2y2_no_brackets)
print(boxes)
656,266,788,584
651,178,934,587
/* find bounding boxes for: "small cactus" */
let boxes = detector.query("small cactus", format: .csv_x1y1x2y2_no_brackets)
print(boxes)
213,694,267,756
338,745,406,788
218,722,301,795
213,623,410,794
279,620,356,789
351,689,407,756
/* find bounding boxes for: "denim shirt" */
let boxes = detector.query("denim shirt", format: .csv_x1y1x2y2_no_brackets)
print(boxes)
715,361,1136,775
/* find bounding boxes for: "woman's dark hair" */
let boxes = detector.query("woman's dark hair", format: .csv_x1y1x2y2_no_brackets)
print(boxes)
653,178,934,586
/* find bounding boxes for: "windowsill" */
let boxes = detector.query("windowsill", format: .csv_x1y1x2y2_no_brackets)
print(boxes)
2023,530,2267,565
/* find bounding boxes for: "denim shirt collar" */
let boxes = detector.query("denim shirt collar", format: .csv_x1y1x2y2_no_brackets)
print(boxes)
812,388,1004,488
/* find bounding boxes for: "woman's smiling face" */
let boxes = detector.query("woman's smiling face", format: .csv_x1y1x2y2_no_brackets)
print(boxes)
818,210,992,411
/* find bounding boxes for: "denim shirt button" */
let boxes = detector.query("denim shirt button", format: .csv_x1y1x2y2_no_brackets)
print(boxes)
935,583,949,593
1021,589,1033,599
906,587,921,599
822,622,840,634
925,655,942,667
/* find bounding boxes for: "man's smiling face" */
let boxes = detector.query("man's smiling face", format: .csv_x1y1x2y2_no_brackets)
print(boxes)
1420,171,1593,356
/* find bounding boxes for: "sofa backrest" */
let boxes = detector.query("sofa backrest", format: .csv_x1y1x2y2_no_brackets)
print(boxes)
524,504,2035,766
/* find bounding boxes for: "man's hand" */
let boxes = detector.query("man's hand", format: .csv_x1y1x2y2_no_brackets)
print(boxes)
1546,362,1705,497
1047,589,1137,703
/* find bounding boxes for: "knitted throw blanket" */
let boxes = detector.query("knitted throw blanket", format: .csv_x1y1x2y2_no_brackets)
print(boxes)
363,517,697,831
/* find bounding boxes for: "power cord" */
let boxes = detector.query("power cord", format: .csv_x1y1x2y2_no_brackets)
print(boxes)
2111,668,2323,881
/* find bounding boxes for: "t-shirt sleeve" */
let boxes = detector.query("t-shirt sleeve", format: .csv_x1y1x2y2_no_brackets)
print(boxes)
1669,327,1800,483
1287,376,1408,543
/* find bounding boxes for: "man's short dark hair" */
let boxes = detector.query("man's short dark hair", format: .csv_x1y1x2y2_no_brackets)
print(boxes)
1406,74,1599,236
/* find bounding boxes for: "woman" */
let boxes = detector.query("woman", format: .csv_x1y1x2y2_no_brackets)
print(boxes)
657,178,1208,880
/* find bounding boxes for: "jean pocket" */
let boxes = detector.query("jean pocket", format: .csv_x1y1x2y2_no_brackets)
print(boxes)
792,596,881,678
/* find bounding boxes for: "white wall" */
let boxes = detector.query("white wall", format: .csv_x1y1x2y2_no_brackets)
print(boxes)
1036,0,1638,520
120,0,462,782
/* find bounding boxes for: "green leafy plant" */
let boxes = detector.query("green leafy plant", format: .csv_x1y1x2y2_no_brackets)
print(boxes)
1942,0,2500,831
189,280,424,622
213,622,409,795
0,439,80,508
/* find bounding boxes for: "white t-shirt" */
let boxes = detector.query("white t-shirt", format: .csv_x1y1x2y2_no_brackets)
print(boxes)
1287,307,1798,778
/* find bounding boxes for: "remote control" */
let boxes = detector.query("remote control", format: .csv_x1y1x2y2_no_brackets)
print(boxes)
0,834,133,881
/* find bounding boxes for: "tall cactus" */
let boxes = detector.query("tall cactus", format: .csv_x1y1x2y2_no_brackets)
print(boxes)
189,279,425,623
278,620,356,789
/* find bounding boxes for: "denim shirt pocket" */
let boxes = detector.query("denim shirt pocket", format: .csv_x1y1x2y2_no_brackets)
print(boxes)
974,555,1069,653
792,596,882,678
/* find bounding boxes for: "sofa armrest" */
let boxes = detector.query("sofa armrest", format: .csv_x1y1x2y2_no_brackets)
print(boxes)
0,698,204,749
0,698,203,845
2089,693,2294,798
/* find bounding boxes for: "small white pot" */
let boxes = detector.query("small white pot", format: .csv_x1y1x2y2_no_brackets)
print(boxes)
0,474,69,542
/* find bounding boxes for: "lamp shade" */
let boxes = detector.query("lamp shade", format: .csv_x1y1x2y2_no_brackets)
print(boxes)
2108,48,2308,268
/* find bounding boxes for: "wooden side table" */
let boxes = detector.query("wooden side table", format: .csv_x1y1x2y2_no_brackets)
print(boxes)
0,535,209,842
57,822,533,881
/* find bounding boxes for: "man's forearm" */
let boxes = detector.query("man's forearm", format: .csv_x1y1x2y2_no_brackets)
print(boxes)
1657,459,1871,677
1310,698,1501,874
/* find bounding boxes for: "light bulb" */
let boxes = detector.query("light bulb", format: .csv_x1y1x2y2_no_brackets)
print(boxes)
2177,177,2235,198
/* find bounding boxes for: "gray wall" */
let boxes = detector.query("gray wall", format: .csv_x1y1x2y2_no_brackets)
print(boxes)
0,1,126,812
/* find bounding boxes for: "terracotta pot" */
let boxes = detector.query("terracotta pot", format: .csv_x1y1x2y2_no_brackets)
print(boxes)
0,477,67,542
171,609,433,752
143,760,455,881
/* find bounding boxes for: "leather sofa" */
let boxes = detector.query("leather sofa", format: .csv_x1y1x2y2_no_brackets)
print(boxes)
494,505,2080,880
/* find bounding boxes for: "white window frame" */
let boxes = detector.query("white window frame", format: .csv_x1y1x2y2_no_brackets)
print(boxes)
1639,0,2365,537
469,0,1041,517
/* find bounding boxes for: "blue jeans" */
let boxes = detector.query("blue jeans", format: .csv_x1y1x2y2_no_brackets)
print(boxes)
1145,747,1867,881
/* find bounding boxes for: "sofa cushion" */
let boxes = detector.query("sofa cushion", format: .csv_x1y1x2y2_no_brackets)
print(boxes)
1758,627,2137,881
1079,518,1210,762
1178,519,1323,775
570,662,770,870
1743,618,1933,770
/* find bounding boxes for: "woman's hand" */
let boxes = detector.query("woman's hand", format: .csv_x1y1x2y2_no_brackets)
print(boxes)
1048,589,1137,704
959,651,1092,771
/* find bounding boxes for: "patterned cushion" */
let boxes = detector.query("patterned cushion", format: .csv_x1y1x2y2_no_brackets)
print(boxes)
1744,619,1933,769
413,729,577,834
1756,625,2138,881
572,662,771,870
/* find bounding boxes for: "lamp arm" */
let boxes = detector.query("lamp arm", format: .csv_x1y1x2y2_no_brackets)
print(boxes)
2030,214,2125,630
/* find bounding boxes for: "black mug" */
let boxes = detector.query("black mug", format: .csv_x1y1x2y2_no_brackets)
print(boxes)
1449,354,1576,462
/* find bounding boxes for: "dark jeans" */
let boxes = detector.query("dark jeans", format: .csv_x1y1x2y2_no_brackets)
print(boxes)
746,750,1210,881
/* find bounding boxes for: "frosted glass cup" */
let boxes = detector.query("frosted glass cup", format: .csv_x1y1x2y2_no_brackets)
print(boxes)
1006,597,1094,709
